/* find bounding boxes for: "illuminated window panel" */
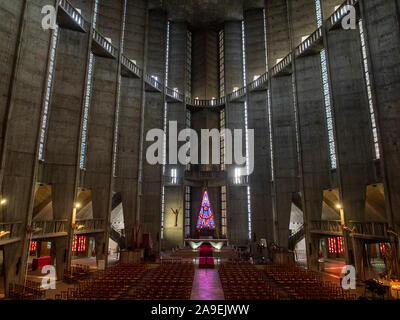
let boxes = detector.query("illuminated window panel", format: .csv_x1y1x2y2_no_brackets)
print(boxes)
315,0,337,169
220,109,225,171
186,31,192,97
72,235,87,252
263,8,268,71
112,0,128,176
337,237,344,254
328,237,337,254
359,20,380,159
186,110,191,171
267,90,274,181
30,241,38,252
185,186,191,237
219,30,225,97
221,186,227,236
93,0,99,28
39,26,59,160
160,21,171,240
80,53,94,169
242,20,252,240
379,243,387,255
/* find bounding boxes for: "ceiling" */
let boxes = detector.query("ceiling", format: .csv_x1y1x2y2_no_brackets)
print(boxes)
149,0,265,29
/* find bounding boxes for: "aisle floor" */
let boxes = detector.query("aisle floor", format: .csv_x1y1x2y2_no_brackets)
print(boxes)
190,269,225,300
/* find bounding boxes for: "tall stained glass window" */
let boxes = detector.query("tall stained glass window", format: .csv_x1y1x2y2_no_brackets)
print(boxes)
315,0,337,169
39,26,59,160
196,190,216,230
359,19,380,159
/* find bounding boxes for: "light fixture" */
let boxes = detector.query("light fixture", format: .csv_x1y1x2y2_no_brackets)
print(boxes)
75,202,81,209
0,231,10,238
336,204,342,209
1,199,7,205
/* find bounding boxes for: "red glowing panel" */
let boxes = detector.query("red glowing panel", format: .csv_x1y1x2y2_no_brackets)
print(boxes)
337,237,344,254
72,235,86,252
30,241,37,251
328,237,337,254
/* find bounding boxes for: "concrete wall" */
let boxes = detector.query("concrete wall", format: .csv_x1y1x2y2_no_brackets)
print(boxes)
265,0,290,66
85,0,122,265
288,0,318,48
361,0,400,228
163,22,187,249
118,0,147,249
294,53,330,268
244,8,273,244
192,30,218,99
0,0,54,292
140,10,167,252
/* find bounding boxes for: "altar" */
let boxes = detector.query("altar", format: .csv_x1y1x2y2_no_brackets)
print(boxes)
184,238,228,250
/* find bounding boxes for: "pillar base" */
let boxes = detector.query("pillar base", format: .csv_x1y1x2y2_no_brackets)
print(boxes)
272,251,295,264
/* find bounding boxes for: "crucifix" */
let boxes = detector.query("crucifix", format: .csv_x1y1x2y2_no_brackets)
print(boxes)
170,207,181,227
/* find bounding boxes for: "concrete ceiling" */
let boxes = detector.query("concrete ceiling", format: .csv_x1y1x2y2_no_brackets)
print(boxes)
149,0,264,29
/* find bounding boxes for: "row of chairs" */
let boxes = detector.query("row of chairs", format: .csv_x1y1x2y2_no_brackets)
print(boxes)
128,264,195,300
63,264,91,283
265,264,357,300
219,263,279,300
8,283,46,300
56,263,148,300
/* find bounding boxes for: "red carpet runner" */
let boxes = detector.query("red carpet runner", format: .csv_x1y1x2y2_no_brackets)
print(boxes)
199,243,214,269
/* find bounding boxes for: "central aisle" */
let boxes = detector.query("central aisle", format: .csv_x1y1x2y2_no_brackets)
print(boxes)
190,269,225,300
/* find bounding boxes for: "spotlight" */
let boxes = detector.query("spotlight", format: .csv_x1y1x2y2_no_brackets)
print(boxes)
75,203,81,209
336,204,342,209
0,199,7,205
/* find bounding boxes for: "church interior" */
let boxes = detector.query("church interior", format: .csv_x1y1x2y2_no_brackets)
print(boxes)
0,0,400,301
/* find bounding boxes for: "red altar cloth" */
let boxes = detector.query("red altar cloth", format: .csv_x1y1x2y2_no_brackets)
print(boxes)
32,256,52,270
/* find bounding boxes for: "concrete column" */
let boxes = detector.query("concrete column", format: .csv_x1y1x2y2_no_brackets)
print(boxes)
84,0,123,267
191,30,218,99
269,75,298,249
118,0,147,249
140,10,167,253
288,0,319,48
294,53,330,270
244,9,274,245
223,20,248,246
321,0,344,20
0,0,54,294
266,0,298,249
361,0,400,274
325,22,374,277
43,0,93,277
265,0,290,68
163,22,187,249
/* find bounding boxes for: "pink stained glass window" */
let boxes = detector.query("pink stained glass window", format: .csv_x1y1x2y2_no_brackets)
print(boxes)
196,190,216,230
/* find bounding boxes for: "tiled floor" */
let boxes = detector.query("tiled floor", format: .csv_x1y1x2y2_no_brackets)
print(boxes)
190,269,225,300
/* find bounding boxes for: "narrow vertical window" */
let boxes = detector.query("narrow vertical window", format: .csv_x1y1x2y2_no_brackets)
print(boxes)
112,0,127,177
263,8,269,71
359,20,380,159
39,26,59,160
220,109,225,171
185,186,191,237
186,31,192,98
242,20,252,240
80,0,99,169
315,0,337,169
267,89,274,181
218,30,225,97
221,186,227,237
161,21,171,240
